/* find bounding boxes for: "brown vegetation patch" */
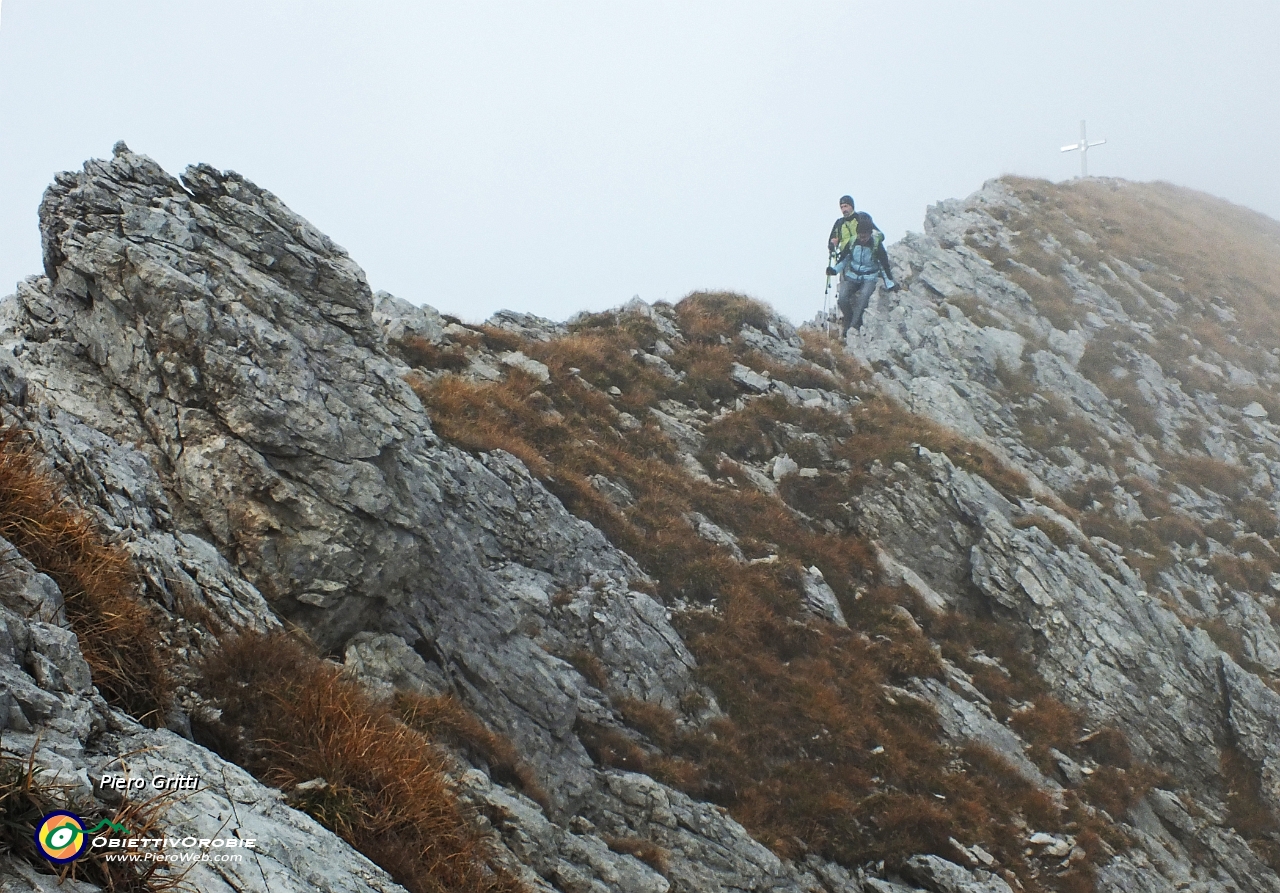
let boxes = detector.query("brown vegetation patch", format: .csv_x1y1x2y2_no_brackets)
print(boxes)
799,332,873,386
393,335,470,372
1075,340,1164,442
945,294,1006,331
1013,516,1075,551
741,349,851,395
701,396,850,465
475,325,526,353
564,648,611,691
674,291,773,343
395,692,549,808
412,295,1152,886
998,176,1280,450
0,426,169,723
969,230,1087,333
1235,498,1278,538
1045,179,1280,349
1165,453,1248,501
603,836,670,875
1207,556,1274,599
194,630,524,893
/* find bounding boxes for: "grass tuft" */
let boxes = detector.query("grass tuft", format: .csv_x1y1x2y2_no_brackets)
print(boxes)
194,630,525,893
1220,742,1280,871
674,292,773,343
0,426,169,723
394,335,470,372
603,835,670,875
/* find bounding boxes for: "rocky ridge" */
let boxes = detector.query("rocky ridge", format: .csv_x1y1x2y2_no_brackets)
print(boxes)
0,148,1278,893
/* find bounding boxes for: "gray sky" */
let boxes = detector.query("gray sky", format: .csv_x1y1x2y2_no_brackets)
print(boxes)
2,1,1277,326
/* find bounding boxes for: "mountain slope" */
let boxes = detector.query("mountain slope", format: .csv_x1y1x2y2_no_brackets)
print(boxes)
1,149,1278,893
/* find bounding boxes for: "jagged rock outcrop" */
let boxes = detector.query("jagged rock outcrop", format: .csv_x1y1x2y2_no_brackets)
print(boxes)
8,144,704,810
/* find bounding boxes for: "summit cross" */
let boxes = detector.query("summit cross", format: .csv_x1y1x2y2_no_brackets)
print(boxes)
1061,120,1106,178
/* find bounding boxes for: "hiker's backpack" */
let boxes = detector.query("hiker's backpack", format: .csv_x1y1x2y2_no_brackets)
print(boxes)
836,212,884,259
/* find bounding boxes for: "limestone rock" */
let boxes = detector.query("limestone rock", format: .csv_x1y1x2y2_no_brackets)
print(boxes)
900,854,1016,893
730,362,772,394
800,565,847,627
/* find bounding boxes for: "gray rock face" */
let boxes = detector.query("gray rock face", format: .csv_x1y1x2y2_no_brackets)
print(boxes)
900,855,1015,893
1221,659,1280,817
372,290,444,344
840,177,1280,892
801,565,848,627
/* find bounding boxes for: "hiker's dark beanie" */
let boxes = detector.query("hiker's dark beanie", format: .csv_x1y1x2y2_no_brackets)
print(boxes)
856,219,873,234
840,195,855,208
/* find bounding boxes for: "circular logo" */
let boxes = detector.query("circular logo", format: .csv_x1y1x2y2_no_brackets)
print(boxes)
35,811,89,863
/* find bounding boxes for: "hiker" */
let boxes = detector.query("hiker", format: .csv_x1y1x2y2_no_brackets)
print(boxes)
827,216,895,337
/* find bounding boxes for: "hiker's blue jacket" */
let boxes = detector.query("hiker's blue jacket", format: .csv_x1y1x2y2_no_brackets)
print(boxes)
830,212,892,281
834,241,888,281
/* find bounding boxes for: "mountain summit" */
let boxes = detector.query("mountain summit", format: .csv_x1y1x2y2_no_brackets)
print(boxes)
1,147,1279,893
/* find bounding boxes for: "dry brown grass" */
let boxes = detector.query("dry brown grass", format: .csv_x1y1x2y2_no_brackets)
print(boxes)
0,426,169,723
945,293,1007,332
194,630,524,893
799,331,874,386
674,291,773,343
998,176,1280,443
394,335,470,372
395,692,549,808
1236,498,1278,538
602,836,670,875
1013,516,1075,551
979,179,1280,604
412,294,1153,887
701,389,1032,506
1164,453,1249,501
928,607,1164,862
1034,178,1280,345
563,648,611,691
1075,340,1165,442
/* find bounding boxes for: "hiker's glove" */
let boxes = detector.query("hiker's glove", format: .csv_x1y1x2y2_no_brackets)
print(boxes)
826,267,838,277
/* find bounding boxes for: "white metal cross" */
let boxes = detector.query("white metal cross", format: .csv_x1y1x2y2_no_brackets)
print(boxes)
1061,120,1106,178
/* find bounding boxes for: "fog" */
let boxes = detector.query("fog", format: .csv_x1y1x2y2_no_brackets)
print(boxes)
1,1,1276,324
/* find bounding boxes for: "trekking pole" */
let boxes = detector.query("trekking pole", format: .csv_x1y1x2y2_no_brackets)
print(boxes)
829,246,839,337
824,250,836,338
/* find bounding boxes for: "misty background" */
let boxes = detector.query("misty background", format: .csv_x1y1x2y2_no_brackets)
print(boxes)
1,1,1276,326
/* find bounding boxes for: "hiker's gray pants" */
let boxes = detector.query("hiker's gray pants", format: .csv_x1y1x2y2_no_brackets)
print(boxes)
837,277,877,332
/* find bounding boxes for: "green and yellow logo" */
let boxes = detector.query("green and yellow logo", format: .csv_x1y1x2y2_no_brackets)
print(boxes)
34,812,128,863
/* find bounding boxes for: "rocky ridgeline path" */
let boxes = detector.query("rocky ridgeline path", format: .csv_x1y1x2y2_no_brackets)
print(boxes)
0,148,1278,893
